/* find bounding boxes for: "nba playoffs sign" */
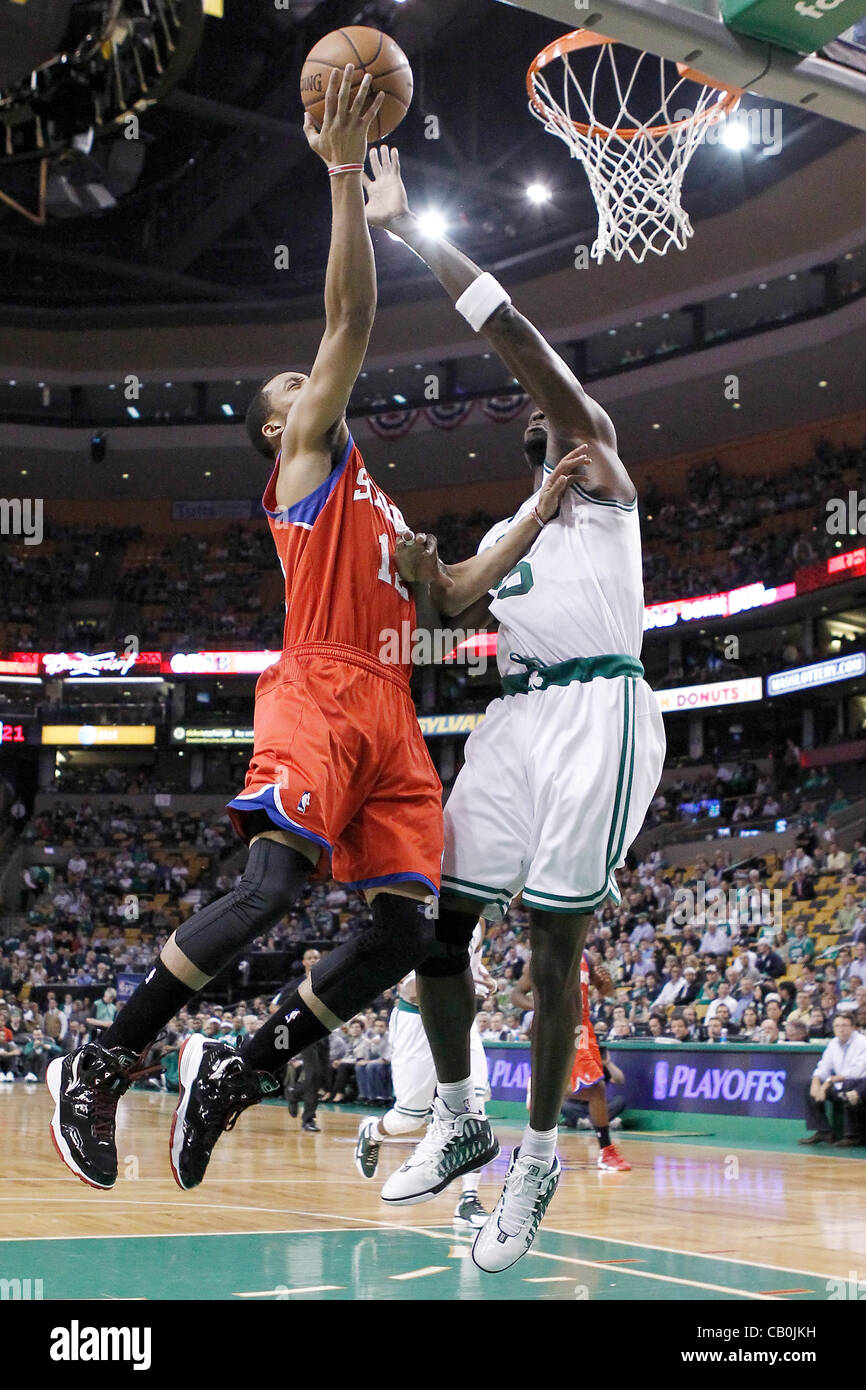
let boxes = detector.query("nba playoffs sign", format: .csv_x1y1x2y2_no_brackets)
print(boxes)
767,652,866,696
655,677,763,713
484,1041,820,1118
612,1044,820,1120
484,1043,532,1102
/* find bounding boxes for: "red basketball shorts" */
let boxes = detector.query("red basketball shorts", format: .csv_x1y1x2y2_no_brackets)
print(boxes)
570,1022,604,1092
227,642,443,895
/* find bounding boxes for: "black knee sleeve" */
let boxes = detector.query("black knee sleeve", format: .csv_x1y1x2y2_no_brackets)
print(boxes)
174,837,310,975
416,903,475,979
308,892,436,1023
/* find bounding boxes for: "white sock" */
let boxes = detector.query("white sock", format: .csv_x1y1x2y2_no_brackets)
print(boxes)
521,1125,558,1171
438,1078,477,1114
460,1173,478,1195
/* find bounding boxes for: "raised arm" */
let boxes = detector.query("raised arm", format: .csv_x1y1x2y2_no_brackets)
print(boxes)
364,147,633,504
274,68,385,510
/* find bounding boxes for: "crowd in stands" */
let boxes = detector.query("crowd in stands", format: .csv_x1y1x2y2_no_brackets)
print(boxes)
1,440,863,652
643,753,855,832
638,439,865,604
0,525,142,651
2,783,866,1141
2,790,865,1082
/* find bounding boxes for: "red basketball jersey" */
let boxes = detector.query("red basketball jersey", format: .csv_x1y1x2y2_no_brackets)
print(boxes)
263,433,414,671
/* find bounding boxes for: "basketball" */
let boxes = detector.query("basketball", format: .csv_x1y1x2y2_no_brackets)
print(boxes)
300,26,413,142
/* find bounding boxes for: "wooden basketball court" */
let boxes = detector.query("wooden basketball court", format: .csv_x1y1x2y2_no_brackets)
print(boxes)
1,1087,862,1301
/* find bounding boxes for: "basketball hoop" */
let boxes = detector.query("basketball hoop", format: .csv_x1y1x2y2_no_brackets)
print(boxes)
527,31,743,264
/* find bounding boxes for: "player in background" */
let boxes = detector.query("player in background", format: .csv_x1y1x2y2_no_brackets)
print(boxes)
513,952,632,1171
46,76,589,1194
363,148,665,1271
355,923,495,1228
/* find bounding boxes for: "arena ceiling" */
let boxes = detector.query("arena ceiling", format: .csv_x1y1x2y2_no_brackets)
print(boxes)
0,0,857,325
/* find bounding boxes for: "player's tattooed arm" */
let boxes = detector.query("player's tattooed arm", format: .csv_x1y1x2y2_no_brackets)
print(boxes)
363,146,633,504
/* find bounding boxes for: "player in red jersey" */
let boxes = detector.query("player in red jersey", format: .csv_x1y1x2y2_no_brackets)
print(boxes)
47,67,586,1193
568,955,631,1172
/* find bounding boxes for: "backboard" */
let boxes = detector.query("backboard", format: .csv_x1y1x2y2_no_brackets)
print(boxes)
497,0,866,131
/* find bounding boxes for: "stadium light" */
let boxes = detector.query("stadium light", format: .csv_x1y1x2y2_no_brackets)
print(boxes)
721,121,750,150
526,183,551,203
417,209,447,238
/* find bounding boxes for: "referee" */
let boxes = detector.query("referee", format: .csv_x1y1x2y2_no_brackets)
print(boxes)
272,948,329,1133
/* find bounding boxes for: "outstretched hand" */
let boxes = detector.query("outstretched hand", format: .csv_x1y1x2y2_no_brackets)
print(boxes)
535,443,592,522
304,66,385,167
362,145,410,228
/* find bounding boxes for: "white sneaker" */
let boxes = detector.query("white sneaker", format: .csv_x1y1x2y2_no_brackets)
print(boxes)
610,1117,623,1130
5,1073,15,1082
380,1096,500,1207
354,1116,382,1180
472,1148,561,1273
24,1072,38,1083
453,1192,489,1228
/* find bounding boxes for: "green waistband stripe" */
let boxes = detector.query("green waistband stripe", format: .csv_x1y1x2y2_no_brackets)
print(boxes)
502,653,643,696
396,998,421,1015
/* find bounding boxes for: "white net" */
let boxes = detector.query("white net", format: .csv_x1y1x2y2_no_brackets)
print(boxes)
528,38,741,264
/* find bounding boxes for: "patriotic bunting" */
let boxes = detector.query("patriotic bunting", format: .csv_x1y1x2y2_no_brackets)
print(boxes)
366,408,419,439
424,400,476,430
480,393,529,423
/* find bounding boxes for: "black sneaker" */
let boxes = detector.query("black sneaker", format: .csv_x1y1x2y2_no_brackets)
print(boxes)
301,1118,320,1133
286,1086,299,1119
46,1043,139,1190
169,1035,278,1190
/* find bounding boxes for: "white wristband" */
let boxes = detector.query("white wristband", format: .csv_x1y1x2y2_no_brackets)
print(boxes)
455,272,511,332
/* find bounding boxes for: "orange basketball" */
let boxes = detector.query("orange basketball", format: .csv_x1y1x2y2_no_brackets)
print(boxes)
300,26,413,143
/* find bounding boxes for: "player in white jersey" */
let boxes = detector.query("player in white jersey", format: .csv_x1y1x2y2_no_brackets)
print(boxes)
354,924,494,1227
363,148,666,1271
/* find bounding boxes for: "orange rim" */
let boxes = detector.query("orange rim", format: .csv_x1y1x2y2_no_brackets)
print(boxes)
526,29,743,142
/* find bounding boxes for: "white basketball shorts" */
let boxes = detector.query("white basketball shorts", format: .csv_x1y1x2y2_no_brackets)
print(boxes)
441,674,666,918
389,1003,489,1121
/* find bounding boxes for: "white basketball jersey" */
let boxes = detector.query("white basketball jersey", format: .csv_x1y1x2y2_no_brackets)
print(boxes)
479,475,645,680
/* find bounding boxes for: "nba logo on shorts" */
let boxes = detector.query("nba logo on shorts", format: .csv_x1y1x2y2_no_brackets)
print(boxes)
297,791,312,815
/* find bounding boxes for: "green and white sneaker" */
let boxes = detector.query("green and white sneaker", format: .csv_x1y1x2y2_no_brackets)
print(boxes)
355,1116,382,1179
380,1096,500,1207
472,1148,561,1273
453,1192,489,1228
